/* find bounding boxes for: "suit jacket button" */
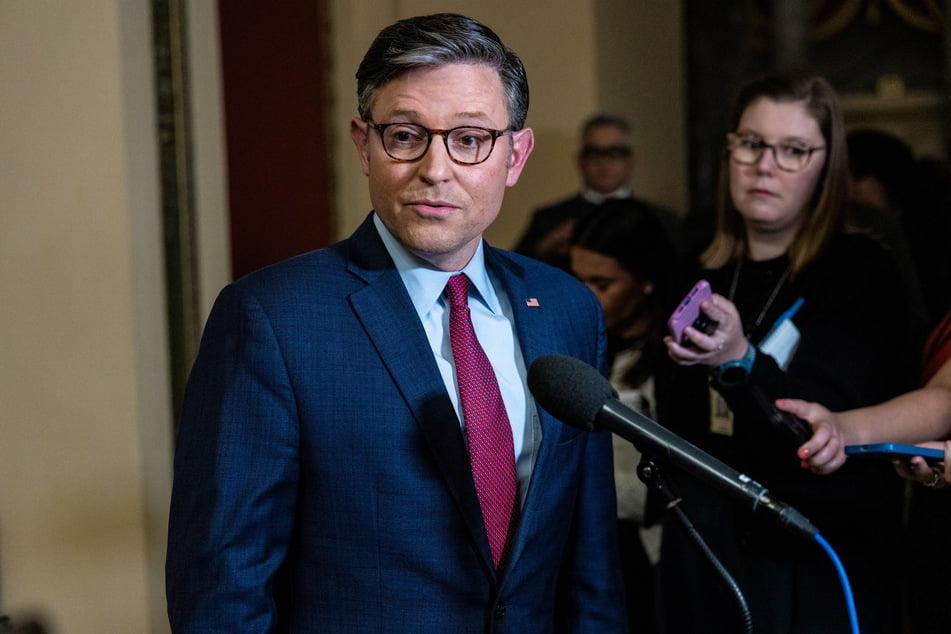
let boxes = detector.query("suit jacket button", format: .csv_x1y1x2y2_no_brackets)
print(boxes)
494,604,506,619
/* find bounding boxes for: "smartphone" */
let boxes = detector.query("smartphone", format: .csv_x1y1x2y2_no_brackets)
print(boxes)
668,279,718,343
751,386,812,445
844,443,944,465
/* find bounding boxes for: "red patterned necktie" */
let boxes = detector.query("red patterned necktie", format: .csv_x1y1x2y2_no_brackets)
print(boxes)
445,274,518,570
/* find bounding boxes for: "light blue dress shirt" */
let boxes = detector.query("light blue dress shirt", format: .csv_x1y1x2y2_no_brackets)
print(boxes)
373,214,536,502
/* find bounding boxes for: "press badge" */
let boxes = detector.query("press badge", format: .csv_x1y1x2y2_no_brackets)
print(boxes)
709,385,734,436
759,298,803,371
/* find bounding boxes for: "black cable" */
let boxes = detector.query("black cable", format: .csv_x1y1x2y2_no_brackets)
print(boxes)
638,457,753,634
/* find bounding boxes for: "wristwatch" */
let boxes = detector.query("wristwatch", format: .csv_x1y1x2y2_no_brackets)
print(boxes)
716,341,756,384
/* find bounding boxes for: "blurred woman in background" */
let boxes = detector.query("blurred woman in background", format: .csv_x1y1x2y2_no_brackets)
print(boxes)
570,197,677,634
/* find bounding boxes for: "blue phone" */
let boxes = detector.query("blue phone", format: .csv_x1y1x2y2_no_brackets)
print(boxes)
845,443,944,465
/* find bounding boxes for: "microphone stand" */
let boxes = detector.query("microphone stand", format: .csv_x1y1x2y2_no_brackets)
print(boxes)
637,455,753,634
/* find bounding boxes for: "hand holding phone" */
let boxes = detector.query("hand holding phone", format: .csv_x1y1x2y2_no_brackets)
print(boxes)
668,280,718,344
751,387,812,446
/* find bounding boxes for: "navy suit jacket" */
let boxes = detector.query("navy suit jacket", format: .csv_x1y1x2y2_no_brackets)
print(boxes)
166,215,627,632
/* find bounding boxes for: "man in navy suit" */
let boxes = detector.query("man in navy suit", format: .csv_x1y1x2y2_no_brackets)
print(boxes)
166,13,627,632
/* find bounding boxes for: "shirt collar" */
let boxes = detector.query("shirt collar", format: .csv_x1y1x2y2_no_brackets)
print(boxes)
581,187,631,205
372,213,501,318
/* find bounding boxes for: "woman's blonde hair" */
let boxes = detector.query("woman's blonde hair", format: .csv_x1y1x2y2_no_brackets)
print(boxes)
701,71,849,276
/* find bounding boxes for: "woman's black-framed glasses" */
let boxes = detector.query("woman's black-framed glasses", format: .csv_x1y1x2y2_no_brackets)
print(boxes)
369,122,510,165
727,132,825,173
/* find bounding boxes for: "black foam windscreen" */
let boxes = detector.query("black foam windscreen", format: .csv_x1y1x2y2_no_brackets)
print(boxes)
527,354,616,431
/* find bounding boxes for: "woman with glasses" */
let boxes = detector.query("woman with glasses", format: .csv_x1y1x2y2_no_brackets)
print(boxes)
653,71,918,634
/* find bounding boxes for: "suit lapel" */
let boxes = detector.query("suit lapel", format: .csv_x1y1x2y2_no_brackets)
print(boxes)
345,217,493,571
485,248,571,570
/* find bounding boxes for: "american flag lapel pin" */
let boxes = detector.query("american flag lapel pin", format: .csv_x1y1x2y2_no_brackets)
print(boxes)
525,297,540,307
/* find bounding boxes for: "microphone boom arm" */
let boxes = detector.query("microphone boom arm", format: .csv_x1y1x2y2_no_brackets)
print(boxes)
599,399,817,538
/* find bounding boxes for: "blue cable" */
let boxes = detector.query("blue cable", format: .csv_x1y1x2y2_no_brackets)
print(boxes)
814,533,860,634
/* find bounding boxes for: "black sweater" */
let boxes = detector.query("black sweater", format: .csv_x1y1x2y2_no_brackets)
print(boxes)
656,231,919,540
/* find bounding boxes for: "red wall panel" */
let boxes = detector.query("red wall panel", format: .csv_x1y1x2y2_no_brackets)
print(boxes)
217,0,334,278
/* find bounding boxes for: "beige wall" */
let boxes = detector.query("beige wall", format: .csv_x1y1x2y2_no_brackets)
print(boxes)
0,2,172,632
0,2,683,631
595,2,687,214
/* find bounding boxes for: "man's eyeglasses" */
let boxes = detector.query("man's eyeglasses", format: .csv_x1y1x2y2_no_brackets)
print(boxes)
580,145,632,160
368,122,510,165
727,132,825,173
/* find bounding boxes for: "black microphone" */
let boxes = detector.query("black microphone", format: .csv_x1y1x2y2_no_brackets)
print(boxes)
527,354,818,538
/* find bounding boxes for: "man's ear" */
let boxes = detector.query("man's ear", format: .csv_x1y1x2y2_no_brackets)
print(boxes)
350,118,371,176
505,127,535,187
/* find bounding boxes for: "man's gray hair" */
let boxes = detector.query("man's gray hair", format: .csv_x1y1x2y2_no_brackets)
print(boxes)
355,13,529,130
